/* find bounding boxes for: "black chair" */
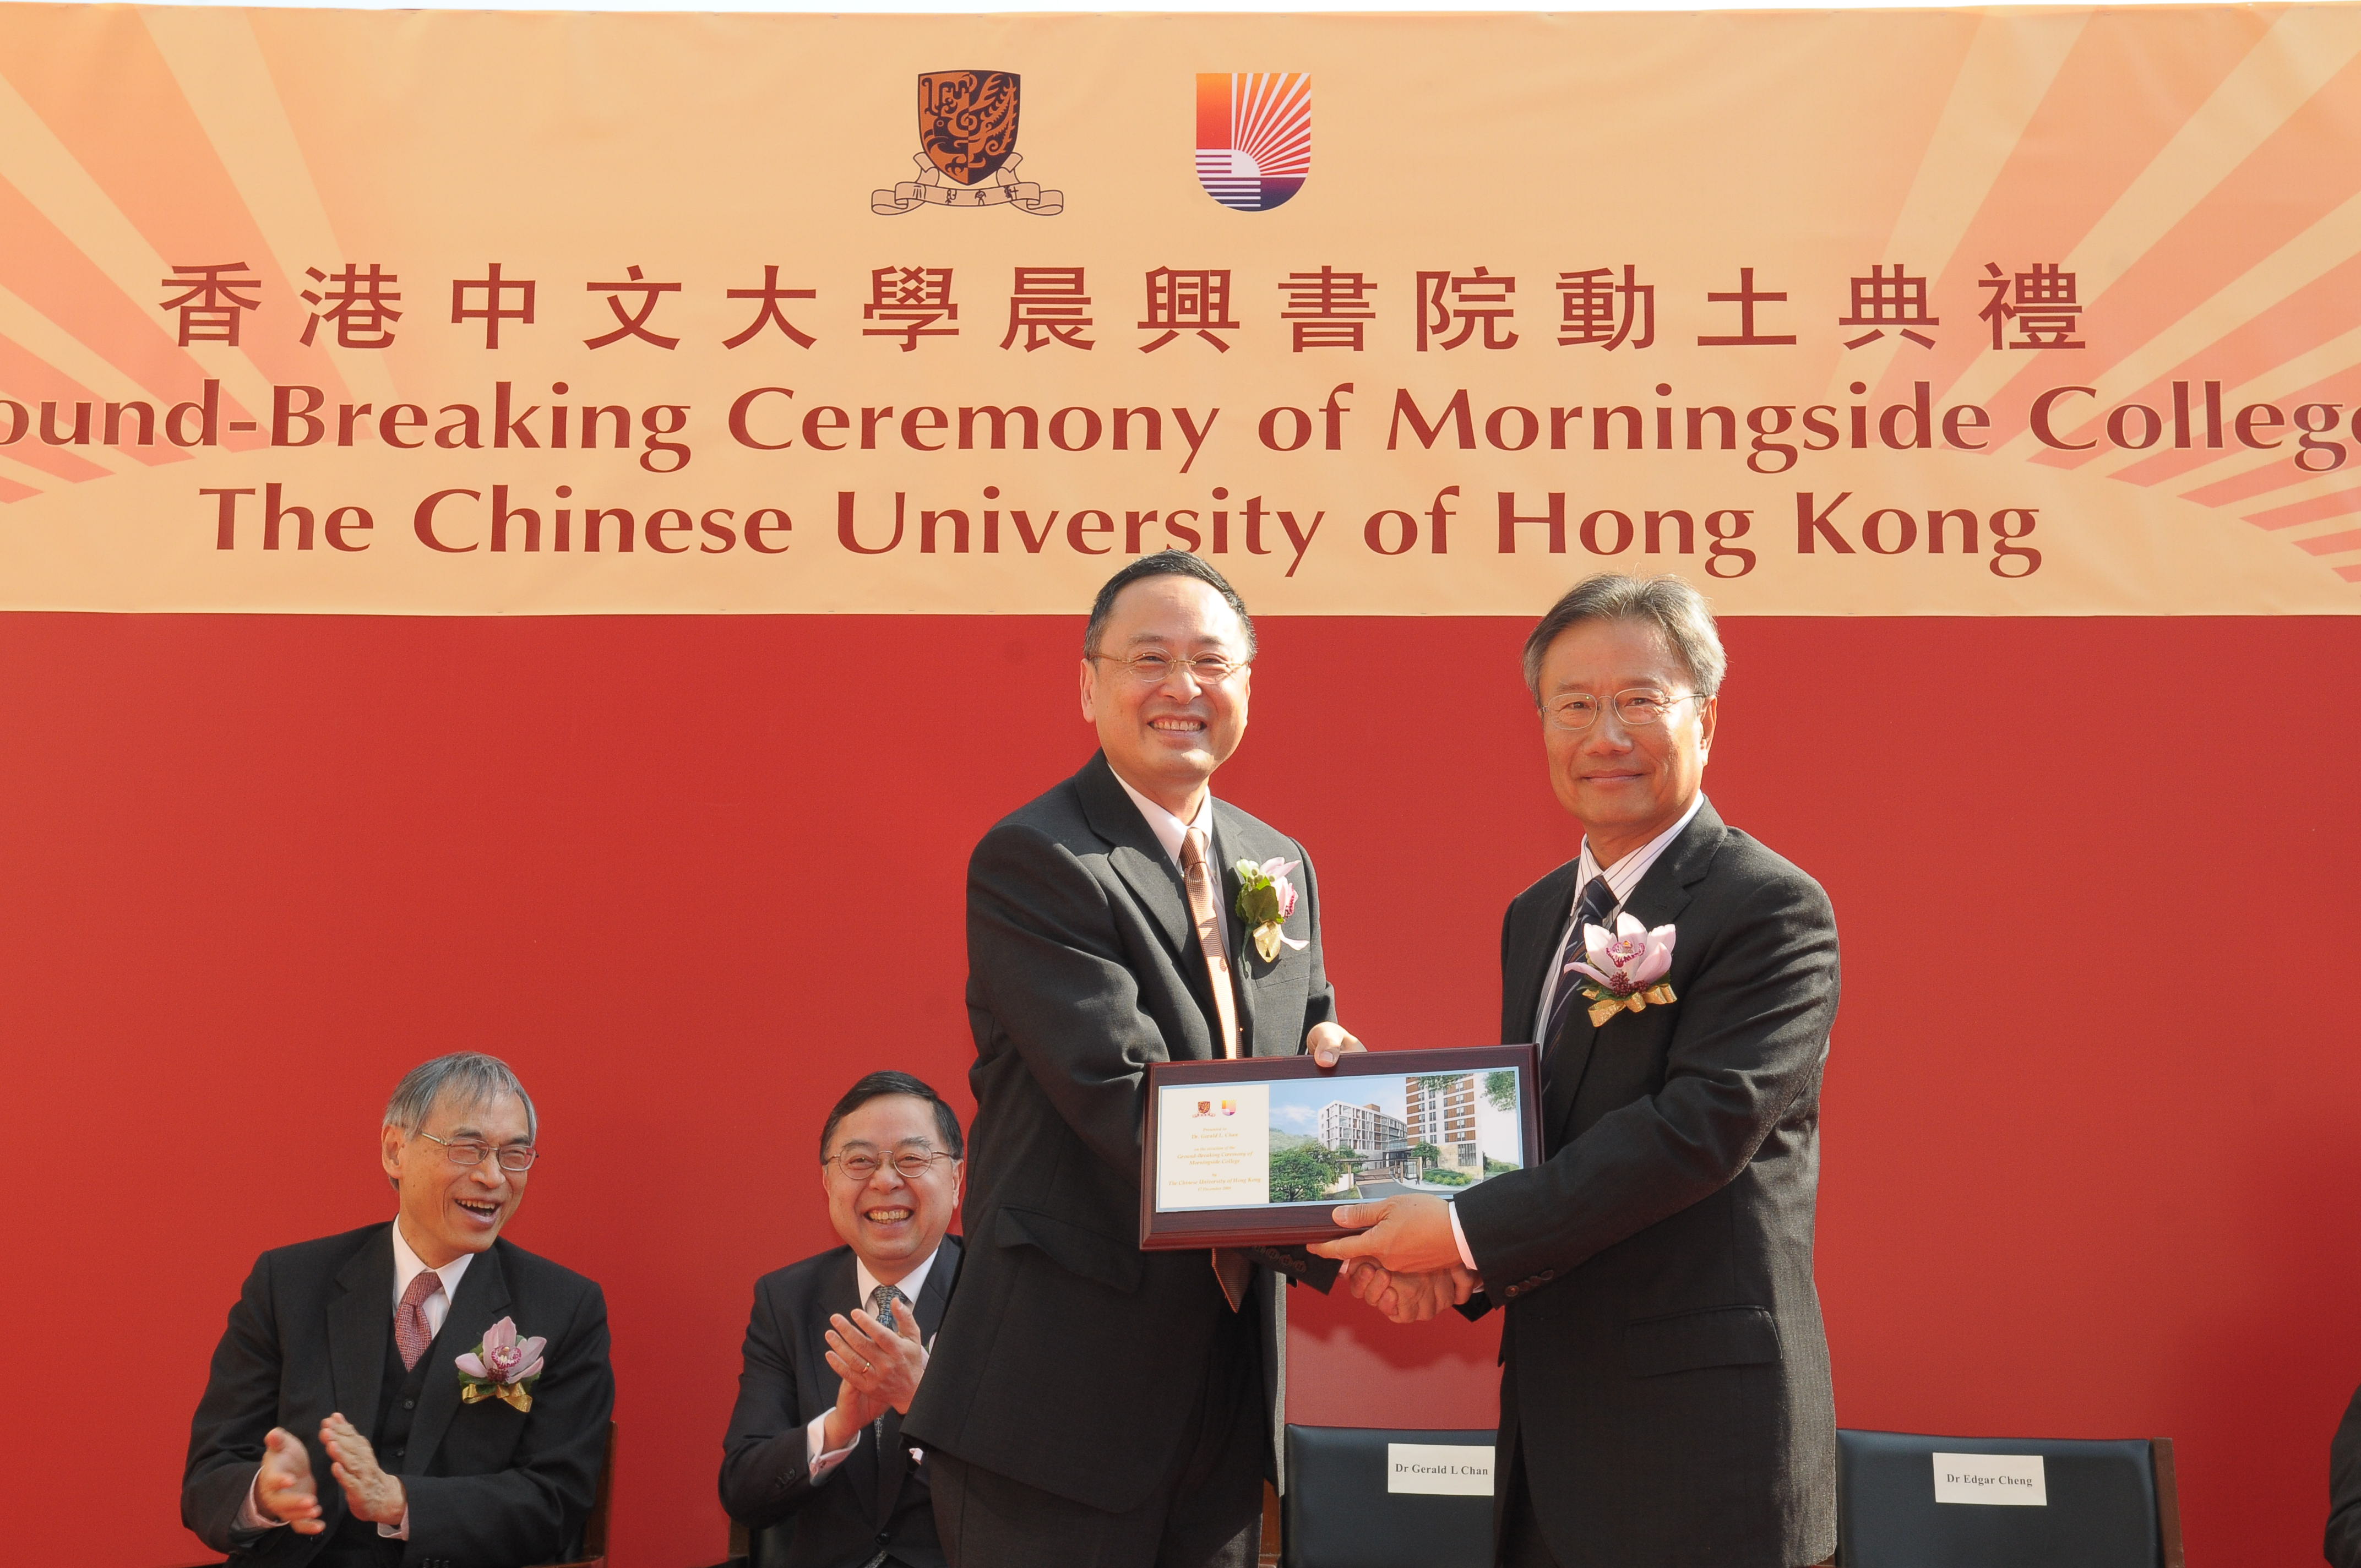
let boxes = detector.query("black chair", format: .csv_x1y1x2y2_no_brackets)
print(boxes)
1837,1428,2184,1568
1282,1424,1496,1568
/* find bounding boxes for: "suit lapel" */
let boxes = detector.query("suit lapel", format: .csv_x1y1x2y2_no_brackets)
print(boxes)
1540,801,1727,1147
1078,754,1200,967
402,1243,513,1474
1506,864,1579,1046
328,1227,397,1439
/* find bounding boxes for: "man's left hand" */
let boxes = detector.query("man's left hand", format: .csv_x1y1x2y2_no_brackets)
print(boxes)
1308,1193,1465,1275
320,1414,406,1527
825,1306,928,1416
1306,1022,1366,1069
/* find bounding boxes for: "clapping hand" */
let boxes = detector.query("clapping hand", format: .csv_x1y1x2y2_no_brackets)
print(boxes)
819,1304,928,1452
320,1413,406,1526
254,1427,325,1533
828,1304,927,1413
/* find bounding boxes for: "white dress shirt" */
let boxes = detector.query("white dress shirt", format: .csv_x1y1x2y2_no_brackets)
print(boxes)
241,1221,471,1537
1112,770,1234,959
1448,794,1708,1271
804,1242,944,1479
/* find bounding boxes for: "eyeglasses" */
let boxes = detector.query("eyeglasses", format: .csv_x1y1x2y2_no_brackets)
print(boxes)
1087,651,1250,687
416,1130,539,1173
824,1149,956,1182
1542,689,1706,732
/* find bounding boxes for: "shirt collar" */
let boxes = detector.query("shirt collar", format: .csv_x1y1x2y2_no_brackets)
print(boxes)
390,1218,475,1309
1576,793,1708,906
1110,769,1215,870
854,1241,943,1312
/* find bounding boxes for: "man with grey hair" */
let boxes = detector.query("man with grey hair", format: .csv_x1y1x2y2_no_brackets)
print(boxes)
183,1052,615,1568
1317,573,1841,1568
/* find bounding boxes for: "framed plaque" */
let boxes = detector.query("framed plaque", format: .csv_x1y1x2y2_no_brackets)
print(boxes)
1140,1045,1543,1249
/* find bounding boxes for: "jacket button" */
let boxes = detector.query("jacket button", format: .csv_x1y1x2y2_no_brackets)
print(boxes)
402,1398,415,1410
391,1447,404,1459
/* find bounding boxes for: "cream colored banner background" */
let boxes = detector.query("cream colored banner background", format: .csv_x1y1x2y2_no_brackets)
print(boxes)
1,4,2357,614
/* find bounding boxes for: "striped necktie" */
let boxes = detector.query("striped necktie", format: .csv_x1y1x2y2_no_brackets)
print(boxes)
1542,875,1620,1046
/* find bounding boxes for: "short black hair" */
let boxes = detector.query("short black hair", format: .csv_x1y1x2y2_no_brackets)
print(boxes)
1082,550,1256,658
818,1071,964,1161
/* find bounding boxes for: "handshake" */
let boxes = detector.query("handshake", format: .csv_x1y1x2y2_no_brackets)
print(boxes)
1308,1192,1481,1325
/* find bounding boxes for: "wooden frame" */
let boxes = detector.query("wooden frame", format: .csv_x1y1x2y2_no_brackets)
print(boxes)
1140,1045,1542,1249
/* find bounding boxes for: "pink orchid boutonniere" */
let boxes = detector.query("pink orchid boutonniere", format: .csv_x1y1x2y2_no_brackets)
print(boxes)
456,1316,546,1413
1233,857,1310,963
1572,912,1678,1027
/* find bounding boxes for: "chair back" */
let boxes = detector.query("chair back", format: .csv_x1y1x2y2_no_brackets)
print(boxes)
1836,1428,2184,1568
1282,1424,1495,1568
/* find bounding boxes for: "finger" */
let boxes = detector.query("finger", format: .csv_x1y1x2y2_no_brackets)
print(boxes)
291,1520,327,1536
1330,1201,1390,1229
825,1348,878,1386
1308,1229,1385,1260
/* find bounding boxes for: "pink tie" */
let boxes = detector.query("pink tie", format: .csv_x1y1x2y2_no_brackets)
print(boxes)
1179,828,1241,1060
395,1271,444,1371
1180,826,1253,1311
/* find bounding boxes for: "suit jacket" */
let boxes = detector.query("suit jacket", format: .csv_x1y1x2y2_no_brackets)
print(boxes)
182,1223,615,1568
904,752,1337,1514
718,1237,962,1568
1454,799,1840,1568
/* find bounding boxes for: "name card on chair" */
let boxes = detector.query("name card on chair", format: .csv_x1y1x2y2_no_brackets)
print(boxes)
1932,1452,2048,1505
1387,1443,1495,1495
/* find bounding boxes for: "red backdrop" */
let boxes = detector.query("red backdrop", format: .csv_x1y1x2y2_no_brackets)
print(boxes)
2,611,2355,1566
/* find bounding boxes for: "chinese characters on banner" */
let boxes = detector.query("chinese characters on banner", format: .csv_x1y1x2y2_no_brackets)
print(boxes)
157,260,2092,356
1,6,2355,615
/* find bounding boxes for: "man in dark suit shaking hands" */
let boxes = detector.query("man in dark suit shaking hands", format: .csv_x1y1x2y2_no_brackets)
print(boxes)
1315,574,1841,1568
721,1071,966,1568
182,1051,614,1568
906,552,1365,1568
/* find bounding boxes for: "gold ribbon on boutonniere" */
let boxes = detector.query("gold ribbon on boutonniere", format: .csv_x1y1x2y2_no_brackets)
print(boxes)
460,1379,535,1413
455,1316,546,1415
1585,981,1678,1029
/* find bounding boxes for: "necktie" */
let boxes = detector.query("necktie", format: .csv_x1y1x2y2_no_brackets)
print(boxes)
1542,875,1620,1047
395,1271,444,1371
1179,827,1253,1312
1178,827,1241,1060
867,1284,909,1536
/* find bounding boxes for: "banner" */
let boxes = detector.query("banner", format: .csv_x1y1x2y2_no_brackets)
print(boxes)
1,4,2358,614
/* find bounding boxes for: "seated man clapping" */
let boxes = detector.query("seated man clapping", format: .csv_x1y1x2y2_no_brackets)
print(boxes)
720,1072,965,1568
182,1052,614,1567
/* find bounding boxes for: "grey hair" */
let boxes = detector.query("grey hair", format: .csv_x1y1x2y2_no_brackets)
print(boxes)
1521,574,1727,700
384,1052,537,1141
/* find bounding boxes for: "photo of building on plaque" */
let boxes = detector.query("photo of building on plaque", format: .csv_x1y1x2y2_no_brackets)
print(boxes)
1265,1070,1525,1202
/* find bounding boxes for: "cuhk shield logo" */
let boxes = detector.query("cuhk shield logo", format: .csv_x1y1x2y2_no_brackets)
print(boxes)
873,69,1063,215
1196,73,1309,213
921,70,1020,184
